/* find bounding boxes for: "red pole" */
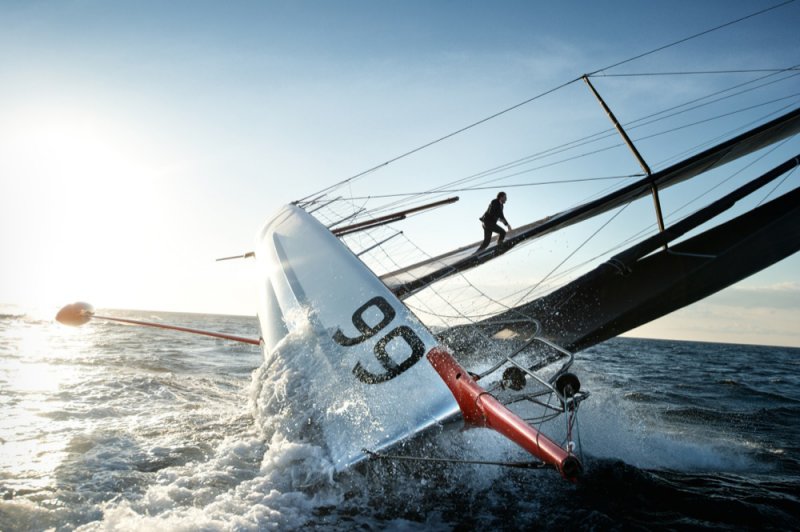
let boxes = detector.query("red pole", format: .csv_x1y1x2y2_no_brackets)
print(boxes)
426,347,581,480
56,302,260,346
93,315,261,346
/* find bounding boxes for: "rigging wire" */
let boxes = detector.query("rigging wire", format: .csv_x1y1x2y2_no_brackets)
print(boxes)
757,163,799,206
400,235,528,329
426,68,800,199
509,202,634,309
297,0,796,205
305,67,797,229
337,174,642,200
592,67,800,77
330,75,800,220
663,136,797,218
438,71,800,199
622,69,800,135
654,100,800,169
296,77,582,203
450,80,800,203
635,94,800,146
586,0,796,76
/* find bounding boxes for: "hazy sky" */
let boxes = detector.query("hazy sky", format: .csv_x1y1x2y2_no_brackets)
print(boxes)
1,0,798,347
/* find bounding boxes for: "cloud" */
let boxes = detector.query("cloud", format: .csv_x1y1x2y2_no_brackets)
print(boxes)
625,281,800,348
704,282,800,310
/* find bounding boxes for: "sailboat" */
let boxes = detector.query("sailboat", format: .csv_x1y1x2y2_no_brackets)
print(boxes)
57,17,800,482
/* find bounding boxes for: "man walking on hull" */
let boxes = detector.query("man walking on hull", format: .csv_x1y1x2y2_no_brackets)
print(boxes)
477,191,511,252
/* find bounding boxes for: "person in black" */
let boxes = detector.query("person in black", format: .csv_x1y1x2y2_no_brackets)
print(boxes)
477,191,511,252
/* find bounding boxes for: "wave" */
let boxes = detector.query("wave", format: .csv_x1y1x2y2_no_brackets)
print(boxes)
561,459,800,530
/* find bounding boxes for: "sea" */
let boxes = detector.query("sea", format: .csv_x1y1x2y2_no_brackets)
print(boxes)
1,309,798,531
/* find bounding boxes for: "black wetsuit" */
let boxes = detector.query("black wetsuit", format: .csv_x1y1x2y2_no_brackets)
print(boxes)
477,198,508,251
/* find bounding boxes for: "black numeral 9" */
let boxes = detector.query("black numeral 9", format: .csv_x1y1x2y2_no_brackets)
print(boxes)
333,296,425,384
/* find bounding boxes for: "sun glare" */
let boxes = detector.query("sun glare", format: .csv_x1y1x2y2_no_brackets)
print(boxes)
1,107,172,312
0,319,87,487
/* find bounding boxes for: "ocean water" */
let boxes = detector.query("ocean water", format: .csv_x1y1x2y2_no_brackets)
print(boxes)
1,309,798,531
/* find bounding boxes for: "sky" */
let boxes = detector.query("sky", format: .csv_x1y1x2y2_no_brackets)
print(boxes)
1,0,799,347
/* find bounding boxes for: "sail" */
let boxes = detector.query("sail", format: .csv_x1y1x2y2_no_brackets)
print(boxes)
380,107,800,298
439,180,800,353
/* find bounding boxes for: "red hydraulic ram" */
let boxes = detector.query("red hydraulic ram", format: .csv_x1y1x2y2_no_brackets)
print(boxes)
426,347,581,481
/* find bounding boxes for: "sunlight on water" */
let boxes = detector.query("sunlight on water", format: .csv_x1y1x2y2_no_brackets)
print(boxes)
1,314,798,530
0,320,85,490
